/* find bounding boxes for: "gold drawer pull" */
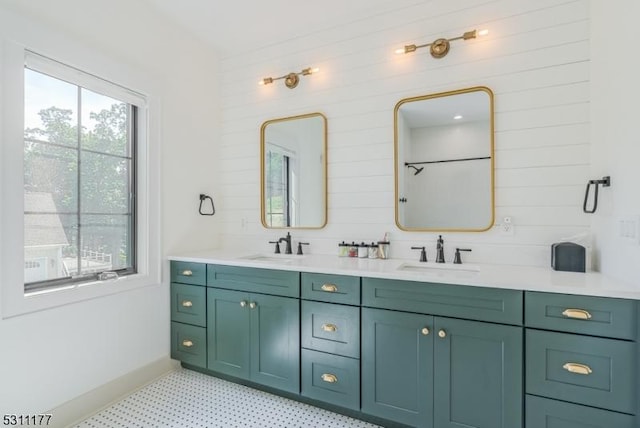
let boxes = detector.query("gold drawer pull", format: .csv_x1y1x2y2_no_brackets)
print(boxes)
249,302,257,309
562,309,592,320
322,323,337,333
321,284,338,292
563,362,592,375
181,300,193,308
182,339,194,348
181,269,193,276
438,329,447,338
321,373,338,383
421,327,430,336
240,300,247,308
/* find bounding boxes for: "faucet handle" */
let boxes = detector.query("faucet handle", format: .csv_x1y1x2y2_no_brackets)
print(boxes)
268,241,281,254
297,242,309,255
411,246,427,262
453,248,472,264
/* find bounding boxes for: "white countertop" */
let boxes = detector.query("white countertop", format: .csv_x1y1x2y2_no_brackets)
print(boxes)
168,249,640,300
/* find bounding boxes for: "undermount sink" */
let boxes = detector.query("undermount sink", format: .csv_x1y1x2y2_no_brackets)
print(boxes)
241,254,304,263
397,262,480,274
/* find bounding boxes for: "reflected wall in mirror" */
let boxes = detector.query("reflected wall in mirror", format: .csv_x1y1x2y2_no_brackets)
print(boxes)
261,112,327,229
395,86,494,231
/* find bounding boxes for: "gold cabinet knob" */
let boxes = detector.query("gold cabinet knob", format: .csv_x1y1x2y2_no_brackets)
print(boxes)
181,300,193,308
563,362,593,375
561,309,592,320
240,300,247,307
181,269,193,276
421,327,430,336
249,302,257,309
182,339,194,348
438,329,447,338
322,323,338,333
321,373,338,383
321,284,338,292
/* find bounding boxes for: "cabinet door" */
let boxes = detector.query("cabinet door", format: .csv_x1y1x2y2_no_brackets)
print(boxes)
434,317,523,428
362,308,434,428
207,288,251,380
250,293,300,394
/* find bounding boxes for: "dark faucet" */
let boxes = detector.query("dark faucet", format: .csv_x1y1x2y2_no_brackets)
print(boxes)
436,235,445,263
279,232,293,254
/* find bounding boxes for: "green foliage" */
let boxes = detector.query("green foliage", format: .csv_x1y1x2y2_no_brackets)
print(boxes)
24,100,132,270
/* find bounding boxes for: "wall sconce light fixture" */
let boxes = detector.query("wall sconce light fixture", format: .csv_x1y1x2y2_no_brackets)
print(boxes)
395,28,488,59
259,67,320,89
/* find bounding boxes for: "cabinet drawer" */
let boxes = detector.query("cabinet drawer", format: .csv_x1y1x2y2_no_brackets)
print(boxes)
301,349,360,411
525,291,637,340
207,265,299,297
526,395,636,428
171,322,206,368
526,330,636,414
301,273,360,305
170,283,206,327
301,301,360,358
171,261,206,286
362,277,523,325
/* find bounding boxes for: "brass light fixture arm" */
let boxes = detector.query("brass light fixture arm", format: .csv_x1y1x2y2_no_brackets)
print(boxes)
398,29,486,58
260,67,319,89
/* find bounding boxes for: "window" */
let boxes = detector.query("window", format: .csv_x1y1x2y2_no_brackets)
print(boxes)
1,43,158,318
23,53,140,292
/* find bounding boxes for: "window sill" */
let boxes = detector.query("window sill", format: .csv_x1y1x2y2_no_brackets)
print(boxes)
2,271,161,319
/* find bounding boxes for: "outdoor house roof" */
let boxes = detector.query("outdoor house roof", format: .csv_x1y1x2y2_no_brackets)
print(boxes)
24,192,70,248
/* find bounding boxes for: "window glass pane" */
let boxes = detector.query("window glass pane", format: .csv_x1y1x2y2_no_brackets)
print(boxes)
81,88,130,157
81,214,132,272
24,143,78,213
23,61,136,289
24,213,77,283
24,68,78,146
81,153,130,214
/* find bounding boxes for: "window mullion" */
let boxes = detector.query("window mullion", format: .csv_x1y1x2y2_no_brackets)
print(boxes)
76,86,82,277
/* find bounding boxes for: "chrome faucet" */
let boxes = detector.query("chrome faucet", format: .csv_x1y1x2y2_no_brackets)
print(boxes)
278,232,293,255
435,235,445,263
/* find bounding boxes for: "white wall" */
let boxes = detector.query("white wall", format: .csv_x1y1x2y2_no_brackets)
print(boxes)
218,0,591,266
590,0,640,285
0,1,220,413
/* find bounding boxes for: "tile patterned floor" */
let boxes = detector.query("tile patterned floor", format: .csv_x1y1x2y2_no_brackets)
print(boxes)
76,368,380,428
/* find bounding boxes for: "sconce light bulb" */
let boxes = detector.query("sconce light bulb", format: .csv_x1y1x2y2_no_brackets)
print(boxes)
478,29,489,37
395,47,406,55
259,77,274,86
311,67,320,73
453,115,463,120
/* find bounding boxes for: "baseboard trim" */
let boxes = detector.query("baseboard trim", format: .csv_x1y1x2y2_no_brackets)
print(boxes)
47,356,179,428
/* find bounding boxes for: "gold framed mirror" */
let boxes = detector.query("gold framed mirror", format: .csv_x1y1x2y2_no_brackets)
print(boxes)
260,112,327,229
394,86,495,231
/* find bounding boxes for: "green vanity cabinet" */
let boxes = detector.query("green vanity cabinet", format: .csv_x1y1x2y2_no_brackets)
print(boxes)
206,287,300,394
300,273,362,411
361,307,434,427
361,277,523,428
361,308,523,428
524,291,639,427
526,395,636,428
170,262,207,369
433,317,522,428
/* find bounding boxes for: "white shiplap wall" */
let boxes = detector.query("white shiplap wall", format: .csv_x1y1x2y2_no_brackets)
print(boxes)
216,0,590,268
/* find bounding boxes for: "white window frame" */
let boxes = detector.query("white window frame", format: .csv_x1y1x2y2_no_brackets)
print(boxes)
1,41,161,319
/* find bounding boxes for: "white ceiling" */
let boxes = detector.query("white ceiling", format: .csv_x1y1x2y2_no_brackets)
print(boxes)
143,0,406,57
